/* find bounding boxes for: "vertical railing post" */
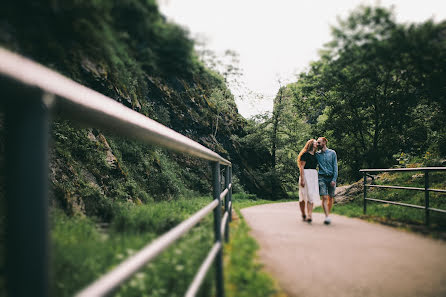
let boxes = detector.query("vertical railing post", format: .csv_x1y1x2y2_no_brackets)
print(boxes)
224,166,230,242
363,172,367,215
229,166,232,222
4,92,51,297
212,162,224,297
425,171,430,226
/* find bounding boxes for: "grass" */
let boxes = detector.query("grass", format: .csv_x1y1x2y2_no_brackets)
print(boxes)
46,193,292,297
231,192,295,209
224,205,287,297
49,197,216,297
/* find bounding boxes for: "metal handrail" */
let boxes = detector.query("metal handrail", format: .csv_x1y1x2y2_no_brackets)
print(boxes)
360,167,446,225
367,185,425,191
76,199,220,297
0,47,230,166
364,198,426,210
367,184,446,193
220,188,229,201
360,167,445,172
221,212,229,237
185,242,222,297
0,47,234,297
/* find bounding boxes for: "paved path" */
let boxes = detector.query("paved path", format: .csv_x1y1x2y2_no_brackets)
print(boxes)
241,202,446,297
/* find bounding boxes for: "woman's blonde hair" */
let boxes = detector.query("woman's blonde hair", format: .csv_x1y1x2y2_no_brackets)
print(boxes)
297,139,316,164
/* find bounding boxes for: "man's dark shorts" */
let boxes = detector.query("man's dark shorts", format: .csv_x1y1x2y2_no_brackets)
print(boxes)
319,175,336,197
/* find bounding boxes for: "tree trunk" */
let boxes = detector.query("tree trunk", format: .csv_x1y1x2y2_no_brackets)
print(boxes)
213,115,219,138
271,87,284,170
371,71,390,167
270,85,285,199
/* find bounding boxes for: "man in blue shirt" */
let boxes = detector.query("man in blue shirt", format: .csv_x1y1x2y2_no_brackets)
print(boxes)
316,137,338,224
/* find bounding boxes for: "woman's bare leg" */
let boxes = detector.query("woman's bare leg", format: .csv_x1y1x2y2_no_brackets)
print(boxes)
299,201,306,219
307,202,314,221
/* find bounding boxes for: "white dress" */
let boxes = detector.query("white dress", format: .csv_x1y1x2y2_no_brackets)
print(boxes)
299,169,320,203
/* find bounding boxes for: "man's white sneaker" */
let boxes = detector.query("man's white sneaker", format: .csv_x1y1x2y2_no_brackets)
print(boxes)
324,217,331,225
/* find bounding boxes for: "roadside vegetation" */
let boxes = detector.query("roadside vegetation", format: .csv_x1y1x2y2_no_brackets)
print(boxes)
50,197,215,297
45,193,291,297
224,207,287,297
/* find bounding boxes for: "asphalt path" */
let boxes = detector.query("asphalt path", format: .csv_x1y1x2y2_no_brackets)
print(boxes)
241,202,446,297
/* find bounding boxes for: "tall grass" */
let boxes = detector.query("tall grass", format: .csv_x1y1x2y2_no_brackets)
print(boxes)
50,197,216,297
49,193,291,297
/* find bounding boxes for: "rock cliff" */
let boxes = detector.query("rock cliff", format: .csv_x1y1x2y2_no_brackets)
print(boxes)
0,1,287,218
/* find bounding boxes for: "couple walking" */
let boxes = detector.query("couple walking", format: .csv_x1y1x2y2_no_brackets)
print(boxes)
297,137,338,224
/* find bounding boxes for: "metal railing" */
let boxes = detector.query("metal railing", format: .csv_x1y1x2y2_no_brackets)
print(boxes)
0,47,233,297
360,167,446,225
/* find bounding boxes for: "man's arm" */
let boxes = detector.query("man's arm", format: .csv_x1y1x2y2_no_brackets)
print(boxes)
332,151,338,183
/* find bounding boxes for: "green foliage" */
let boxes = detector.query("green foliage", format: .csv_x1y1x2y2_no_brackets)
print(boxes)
110,198,213,234
50,197,216,297
238,84,312,196
49,119,213,220
46,195,292,297
237,118,287,199
232,193,294,209
208,88,236,138
323,170,446,230
0,0,249,198
290,5,446,182
1,0,287,212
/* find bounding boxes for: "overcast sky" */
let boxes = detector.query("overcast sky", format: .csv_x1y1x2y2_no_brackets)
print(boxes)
157,0,446,118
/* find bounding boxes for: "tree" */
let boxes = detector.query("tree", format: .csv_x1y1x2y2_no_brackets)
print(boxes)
208,88,233,139
271,80,285,170
194,42,244,94
291,5,446,181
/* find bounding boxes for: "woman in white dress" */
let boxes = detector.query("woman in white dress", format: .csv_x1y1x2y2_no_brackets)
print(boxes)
297,139,320,222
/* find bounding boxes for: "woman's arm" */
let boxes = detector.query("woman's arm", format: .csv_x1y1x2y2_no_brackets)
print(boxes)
299,160,306,187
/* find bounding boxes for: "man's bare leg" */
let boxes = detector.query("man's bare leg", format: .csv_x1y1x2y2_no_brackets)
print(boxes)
322,195,332,224
328,196,334,212
321,196,330,217
299,201,306,220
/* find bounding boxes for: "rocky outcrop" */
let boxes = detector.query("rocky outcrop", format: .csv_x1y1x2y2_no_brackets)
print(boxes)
334,181,364,204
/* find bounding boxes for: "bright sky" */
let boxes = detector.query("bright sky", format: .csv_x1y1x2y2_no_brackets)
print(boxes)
157,0,446,118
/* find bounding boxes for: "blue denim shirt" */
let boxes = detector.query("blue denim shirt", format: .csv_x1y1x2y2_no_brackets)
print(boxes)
316,148,338,182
